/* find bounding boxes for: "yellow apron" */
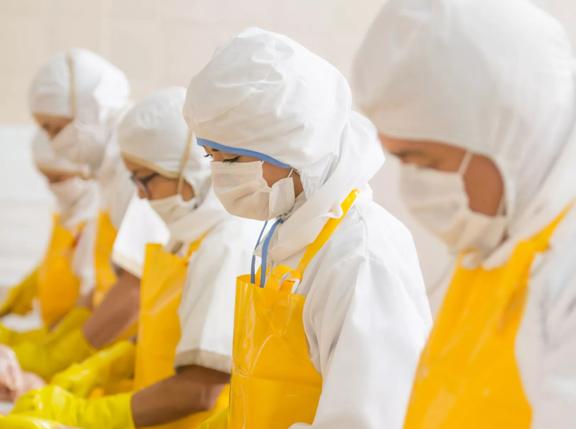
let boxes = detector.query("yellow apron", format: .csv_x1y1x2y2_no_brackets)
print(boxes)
134,239,228,429
404,205,573,429
37,214,84,326
226,190,358,429
92,212,118,307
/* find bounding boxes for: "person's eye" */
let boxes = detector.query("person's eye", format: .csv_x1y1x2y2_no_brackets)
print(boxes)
203,153,213,159
222,156,241,163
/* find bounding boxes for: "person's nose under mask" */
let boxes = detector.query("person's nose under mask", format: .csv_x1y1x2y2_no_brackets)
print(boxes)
211,160,296,221
399,152,507,255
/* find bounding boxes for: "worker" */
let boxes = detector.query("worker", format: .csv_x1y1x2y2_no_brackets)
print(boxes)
352,0,576,427
186,28,431,428
0,49,167,383
6,87,259,429
0,132,97,348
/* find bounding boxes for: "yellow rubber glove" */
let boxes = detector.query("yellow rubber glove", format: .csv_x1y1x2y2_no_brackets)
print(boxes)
0,305,90,347
52,340,135,397
0,269,38,318
197,408,229,429
12,385,134,429
0,325,46,346
12,327,96,381
0,415,66,429
45,306,92,342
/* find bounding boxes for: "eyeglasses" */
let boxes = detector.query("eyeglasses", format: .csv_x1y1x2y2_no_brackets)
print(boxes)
130,172,159,199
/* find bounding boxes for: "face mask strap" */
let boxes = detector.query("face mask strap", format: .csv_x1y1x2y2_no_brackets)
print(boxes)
250,221,269,284
176,133,193,197
258,218,284,288
249,218,285,288
66,52,77,118
458,151,473,176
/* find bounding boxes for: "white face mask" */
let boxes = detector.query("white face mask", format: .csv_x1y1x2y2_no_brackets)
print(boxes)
51,122,109,176
49,177,95,223
149,194,197,226
399,152,507,254
211,161,296,221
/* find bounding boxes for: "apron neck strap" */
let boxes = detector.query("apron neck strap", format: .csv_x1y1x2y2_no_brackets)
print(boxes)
184,233,206,260
294,189,359,278
530,200,575,251
252,189,359,290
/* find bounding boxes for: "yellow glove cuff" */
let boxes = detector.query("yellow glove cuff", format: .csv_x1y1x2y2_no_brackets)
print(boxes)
14,327,96,380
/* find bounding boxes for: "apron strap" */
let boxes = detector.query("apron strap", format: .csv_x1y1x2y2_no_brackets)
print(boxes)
530,200,575,251
294,189,359,277
258,189,359,291
184,233,206,261
66,52,77,118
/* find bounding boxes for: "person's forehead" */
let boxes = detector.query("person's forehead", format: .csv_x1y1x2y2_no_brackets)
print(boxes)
379,134,462,157
121,157,155,174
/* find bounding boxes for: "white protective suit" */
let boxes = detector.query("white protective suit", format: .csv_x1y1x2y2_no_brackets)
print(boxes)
29,49,164,276
118,87,259,372
185,28,432,428
29,48,133,229
31,132,99,294
352,0,576,427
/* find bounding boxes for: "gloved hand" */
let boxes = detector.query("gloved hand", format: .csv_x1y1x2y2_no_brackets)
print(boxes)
0,269,38,318
45,306,92,341
197,408,229,429
0,415,68,429
12,326,96,381
52,340,135,397
11,385,134,429
0,325,46,347
0,306,90,347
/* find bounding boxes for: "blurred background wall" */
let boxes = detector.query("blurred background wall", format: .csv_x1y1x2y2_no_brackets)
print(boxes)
0,0,574,298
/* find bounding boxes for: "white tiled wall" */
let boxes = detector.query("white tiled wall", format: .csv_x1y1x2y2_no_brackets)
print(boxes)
0,0,573,295
0,0,385,123
0,126,53,285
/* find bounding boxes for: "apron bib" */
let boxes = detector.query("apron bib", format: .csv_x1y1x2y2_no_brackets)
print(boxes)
404,205,573,429
226,190,358,429
37,214,83,326
134,238,228,429
92,211,118,307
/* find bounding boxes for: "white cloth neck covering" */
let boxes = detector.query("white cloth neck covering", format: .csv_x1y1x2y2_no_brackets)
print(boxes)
49,178,99,230
29,49,130,174
31,131,89,177
353,0,576,266
185,28,385,261
118,87,223,244
31,132,98,229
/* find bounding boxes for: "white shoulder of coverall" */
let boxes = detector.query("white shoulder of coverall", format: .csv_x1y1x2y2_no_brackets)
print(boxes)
28,48,134,229
185,28,432,428
111,194,169,277
118,86,259,372
352,0,576,427
32,131,99,295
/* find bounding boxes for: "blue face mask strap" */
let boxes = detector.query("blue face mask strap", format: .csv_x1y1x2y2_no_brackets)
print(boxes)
250,221,269,284
258,218,284,288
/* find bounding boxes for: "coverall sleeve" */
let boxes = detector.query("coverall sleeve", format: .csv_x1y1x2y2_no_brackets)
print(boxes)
529,258,576,428
291,256,430,429
174,231,251,374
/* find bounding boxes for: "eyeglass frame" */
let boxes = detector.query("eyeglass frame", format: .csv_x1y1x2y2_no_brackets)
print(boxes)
130,171,160,199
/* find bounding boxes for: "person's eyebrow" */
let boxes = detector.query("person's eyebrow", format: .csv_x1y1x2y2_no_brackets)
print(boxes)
133,169,156,177
393,149,428,159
